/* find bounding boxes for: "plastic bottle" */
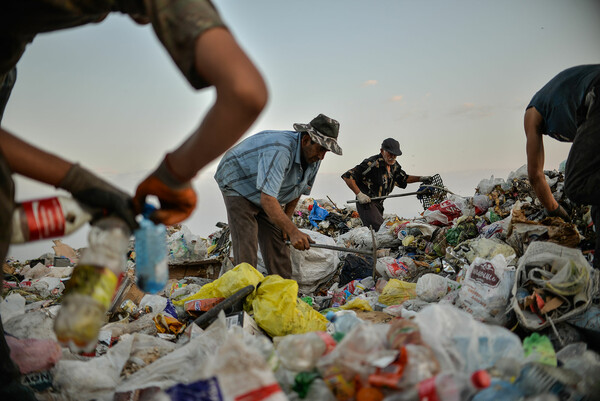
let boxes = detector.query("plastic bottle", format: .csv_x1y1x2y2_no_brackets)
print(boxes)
384,370,491,401
10,196,93,243
326,310,363,340
134,207,168,293
53,217,130,353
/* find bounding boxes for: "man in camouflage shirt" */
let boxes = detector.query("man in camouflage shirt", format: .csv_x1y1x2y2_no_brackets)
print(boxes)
0,1,267,397
342,138,432,231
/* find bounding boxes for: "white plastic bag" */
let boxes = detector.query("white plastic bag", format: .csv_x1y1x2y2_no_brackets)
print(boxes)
456,254,515,325
416,274,460,303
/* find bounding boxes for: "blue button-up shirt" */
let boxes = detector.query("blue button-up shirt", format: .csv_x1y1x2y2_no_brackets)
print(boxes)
214,130,321,207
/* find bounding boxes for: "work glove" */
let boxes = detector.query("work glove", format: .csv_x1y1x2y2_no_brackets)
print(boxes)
58,164,138,231
356,192,371,204
134,156,197,226
545,204,570,222
421,176,433,185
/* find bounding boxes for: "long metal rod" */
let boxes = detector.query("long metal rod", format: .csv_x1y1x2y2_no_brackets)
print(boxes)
346,185,454,204
286,241,374,256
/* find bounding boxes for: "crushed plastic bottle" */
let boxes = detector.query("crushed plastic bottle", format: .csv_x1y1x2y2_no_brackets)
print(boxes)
53,217,130,353
134,205,168,294
10,196,93,243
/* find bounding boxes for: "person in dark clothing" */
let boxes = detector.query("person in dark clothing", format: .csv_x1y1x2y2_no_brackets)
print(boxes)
524,64,600,268
342,138,432,231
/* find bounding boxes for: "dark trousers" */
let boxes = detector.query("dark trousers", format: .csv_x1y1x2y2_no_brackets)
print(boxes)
357,200,385,231
222,194,292,278
0,67,36,400
564,85,600,268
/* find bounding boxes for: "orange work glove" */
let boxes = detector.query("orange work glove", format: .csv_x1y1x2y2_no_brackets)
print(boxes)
134,156,197,226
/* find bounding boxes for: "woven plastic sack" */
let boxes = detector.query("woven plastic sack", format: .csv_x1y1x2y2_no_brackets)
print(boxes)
248,275,327,337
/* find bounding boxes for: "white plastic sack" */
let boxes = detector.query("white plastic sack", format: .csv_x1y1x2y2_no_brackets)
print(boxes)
456,254,515,325
139,294,168,313
290,229,339,294
117,315,229,393
414,304,524,373
53,334,134,401
416,274,460,303
0,293,26,324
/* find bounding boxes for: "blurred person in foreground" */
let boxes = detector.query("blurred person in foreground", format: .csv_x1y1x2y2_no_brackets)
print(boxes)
342,138,432,231
524,64,600,268
0,1,267,397
215,114,342,279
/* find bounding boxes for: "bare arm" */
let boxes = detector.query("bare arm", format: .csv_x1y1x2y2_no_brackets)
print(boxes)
524,107,558,210
167,27,268,181
0,127,71,186
406,175,423,184
283,196,301,218
261,193,312,250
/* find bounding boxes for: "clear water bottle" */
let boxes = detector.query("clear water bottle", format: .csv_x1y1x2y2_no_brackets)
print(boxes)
326,310,363,338
10,196,93,243
134,206,168,294
53,217,130,353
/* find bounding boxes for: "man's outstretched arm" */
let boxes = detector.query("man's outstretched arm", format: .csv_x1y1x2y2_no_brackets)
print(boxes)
135,27,267,224
524,107,559,211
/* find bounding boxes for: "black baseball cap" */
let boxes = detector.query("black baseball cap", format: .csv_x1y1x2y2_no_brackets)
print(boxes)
381,138,402,156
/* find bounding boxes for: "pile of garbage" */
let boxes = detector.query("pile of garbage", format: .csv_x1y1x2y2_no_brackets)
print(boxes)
2,164,600,401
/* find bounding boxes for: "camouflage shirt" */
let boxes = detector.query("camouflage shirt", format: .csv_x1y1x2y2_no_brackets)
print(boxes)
0,0,225,89
342,153,408,198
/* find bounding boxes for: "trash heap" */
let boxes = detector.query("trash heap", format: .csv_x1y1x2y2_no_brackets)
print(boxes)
2,164,600,401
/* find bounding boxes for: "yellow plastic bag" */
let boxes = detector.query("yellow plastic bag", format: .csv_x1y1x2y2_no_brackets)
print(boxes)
173,263,263,306
249,275,327,337
340,297,373,311
378,279,417,306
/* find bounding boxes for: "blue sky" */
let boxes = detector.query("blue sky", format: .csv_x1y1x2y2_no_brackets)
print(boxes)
4,0,600,260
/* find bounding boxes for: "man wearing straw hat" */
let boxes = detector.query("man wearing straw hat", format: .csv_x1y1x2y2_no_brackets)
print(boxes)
215,114,342,278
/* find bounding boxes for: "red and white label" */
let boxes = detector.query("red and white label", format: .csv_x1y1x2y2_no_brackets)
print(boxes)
22,197,65,241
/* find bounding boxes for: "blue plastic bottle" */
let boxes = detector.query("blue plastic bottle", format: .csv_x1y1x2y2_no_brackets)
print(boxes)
134,206,168,294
